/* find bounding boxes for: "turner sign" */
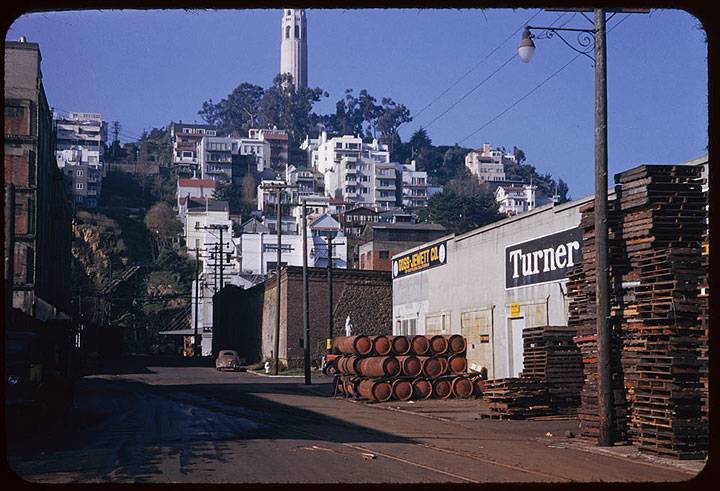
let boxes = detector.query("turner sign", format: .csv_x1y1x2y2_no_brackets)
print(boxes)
505,228,583,289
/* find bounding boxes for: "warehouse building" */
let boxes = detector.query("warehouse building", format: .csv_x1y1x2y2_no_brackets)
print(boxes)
392,196,588,380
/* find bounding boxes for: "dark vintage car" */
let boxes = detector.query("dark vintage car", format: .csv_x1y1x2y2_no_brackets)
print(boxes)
215,350,242,371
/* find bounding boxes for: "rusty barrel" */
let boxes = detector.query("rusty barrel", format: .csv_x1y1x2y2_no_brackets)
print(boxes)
337,355,361,375
356,356,400,378
412,378,432,400
332,335,373,356
370,335,392,356
396,355,422,377
432,378,453,399
391,379,414,401
357,379,392,402
429,335,449,355
448,354,467,374
390,335,411,355
410,335,430,356
418,356,444,378
451,377,474,399
446,334,467,354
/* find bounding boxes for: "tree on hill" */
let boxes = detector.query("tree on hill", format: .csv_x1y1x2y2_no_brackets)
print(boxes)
420,185,503,235
144,202,182,259
199,82,265,134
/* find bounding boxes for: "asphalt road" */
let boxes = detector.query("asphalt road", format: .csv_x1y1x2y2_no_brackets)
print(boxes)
6,356,702,483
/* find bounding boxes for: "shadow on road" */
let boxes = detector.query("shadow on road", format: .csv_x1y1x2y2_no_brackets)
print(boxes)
82,354,215,376
6,368,415,482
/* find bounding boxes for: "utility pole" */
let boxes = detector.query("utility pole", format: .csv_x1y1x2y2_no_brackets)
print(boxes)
192,247,201,357
5,184,15,327
274,187,282,375
219,225,225,291
260,181,298,375
327,234,334,354
302,199,310,384
593,8,613,447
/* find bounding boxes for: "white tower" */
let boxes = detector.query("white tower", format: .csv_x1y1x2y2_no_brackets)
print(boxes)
280,9,308,90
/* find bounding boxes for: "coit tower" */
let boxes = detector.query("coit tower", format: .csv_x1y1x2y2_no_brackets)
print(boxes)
280,9,307,90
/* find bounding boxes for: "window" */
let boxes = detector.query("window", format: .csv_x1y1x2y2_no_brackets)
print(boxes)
379,251,389,259
295,25,300,38
76,183,84,189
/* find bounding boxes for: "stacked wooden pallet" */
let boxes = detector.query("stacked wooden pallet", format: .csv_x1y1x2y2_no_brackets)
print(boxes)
567,199,629,441
521,325,583,414
614,165,707,459
479,378,550,418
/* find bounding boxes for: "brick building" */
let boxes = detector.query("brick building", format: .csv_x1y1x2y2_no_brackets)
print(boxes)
4,38,73,317
212,266,392,367
357,222,448,272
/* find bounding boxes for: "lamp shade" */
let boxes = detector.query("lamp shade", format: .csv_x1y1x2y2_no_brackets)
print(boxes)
518,27,536,63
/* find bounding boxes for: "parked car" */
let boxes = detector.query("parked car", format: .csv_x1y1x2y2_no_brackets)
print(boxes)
215,350,242,371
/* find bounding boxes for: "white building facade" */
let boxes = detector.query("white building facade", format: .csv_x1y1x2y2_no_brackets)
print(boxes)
397,160,428,208
54,111,107,209
302,131,399,209
495,184,537,216
198,136,233,183
465,143,513,183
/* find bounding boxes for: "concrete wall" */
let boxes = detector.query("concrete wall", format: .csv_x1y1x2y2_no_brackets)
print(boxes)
392,198,588,379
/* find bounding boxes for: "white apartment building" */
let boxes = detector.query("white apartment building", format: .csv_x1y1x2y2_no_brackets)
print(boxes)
170,122,218,172
185,201,234,267
465,143,514,183
54,111,107,209
301,131,398,209
286,164,324,197
495,184,537,216
198,136,233,183
230,135,271,172
237,213,348,275
397,160,428,208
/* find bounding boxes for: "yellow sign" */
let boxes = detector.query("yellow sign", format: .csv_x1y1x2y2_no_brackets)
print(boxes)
326,338,332,350
510,303,521,318
393,241,447,279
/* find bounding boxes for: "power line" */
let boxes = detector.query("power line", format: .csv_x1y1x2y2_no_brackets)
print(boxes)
409,9,545,123
411,11,570,133
422,53,516,131
458,13,632,146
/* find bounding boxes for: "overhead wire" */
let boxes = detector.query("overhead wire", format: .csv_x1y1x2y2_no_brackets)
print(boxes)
457,13,632,145
413,11,570,132
409,9,545,123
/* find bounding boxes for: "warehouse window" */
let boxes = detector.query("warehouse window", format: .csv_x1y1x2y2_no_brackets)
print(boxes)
379,250,389,259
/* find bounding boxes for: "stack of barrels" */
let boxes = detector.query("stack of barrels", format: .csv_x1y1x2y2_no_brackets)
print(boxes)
332,334,477,402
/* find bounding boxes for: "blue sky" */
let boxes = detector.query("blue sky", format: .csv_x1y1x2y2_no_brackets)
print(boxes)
6,8,707,197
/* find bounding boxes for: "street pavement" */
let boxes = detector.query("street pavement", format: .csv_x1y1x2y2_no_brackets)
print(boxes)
5,356,705,483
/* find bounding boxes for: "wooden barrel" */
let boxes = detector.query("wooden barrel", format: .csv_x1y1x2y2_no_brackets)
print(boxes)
411,335,430,355
412,378,432,400
390,335,411,355
432,378,453,399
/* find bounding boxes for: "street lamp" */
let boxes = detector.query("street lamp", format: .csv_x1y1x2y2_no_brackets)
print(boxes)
519,9,612,447
518,27,536,63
